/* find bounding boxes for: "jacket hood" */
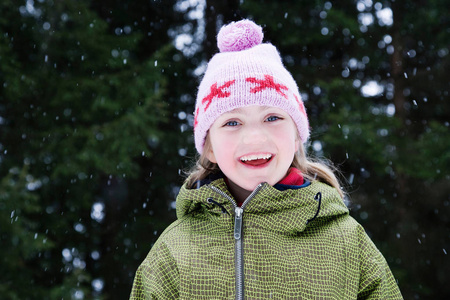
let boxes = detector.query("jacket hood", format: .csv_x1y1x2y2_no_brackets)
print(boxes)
176,178,348,235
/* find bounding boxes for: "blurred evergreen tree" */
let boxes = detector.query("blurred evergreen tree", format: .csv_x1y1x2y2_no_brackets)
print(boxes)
0,0,197,298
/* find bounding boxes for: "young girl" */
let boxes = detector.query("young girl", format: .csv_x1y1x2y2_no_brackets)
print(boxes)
130,19,403,299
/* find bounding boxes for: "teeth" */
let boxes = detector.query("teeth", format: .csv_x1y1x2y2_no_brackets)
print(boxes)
240,154,272,161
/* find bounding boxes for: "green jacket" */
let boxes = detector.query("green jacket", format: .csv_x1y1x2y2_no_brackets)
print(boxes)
130,178,403,299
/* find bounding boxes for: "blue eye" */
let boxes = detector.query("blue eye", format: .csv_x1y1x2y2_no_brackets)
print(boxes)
225,120,239,126
266,116,280,122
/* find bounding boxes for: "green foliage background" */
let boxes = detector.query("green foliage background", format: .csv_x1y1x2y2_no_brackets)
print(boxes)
0,0,449,299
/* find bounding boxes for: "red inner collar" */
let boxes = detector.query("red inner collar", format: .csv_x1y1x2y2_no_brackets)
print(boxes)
278,167,304,186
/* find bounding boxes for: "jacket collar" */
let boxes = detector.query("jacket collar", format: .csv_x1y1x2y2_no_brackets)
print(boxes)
176,177,348,234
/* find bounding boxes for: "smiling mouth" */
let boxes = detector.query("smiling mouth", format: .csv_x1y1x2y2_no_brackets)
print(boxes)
240,154,273,166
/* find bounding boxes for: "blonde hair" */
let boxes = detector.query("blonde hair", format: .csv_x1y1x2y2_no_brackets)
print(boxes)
185,135,345,199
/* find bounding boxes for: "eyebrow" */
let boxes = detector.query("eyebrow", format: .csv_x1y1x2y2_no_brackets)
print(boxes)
229,108,245,115
228,106,272,115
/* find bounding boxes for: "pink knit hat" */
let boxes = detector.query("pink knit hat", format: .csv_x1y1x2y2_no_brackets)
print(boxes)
194,19,309,154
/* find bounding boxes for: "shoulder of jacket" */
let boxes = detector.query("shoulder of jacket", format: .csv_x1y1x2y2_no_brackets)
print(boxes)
331,215,384,254
139,216,193,266
155,214,194,242
324,213,364,239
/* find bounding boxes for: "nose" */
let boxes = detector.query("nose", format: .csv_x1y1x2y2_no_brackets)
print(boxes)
242,125,268,145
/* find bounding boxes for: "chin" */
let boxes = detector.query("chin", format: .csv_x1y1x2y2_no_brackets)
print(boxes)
245,179,273,190
237,181,260,192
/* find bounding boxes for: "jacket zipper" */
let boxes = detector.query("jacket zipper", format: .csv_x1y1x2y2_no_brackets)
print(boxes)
210,183,265,300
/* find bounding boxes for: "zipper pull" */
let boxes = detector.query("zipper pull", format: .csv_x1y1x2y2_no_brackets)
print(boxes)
234,207,243,240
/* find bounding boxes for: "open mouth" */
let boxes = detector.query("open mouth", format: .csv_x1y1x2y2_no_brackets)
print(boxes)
239,154,273,166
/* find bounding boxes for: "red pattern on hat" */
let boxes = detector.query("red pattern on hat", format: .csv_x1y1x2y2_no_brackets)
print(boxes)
294,94,307,118
194,107,200,128
202,80,236,111
246,75,289,99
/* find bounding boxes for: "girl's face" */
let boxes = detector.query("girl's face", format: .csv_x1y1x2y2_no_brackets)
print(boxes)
206,106,299,192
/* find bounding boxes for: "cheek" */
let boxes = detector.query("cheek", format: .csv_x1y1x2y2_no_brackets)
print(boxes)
286,125,300,151
275,127,299,156
217,156,235,173
214,144,235,167
209,134,236,165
